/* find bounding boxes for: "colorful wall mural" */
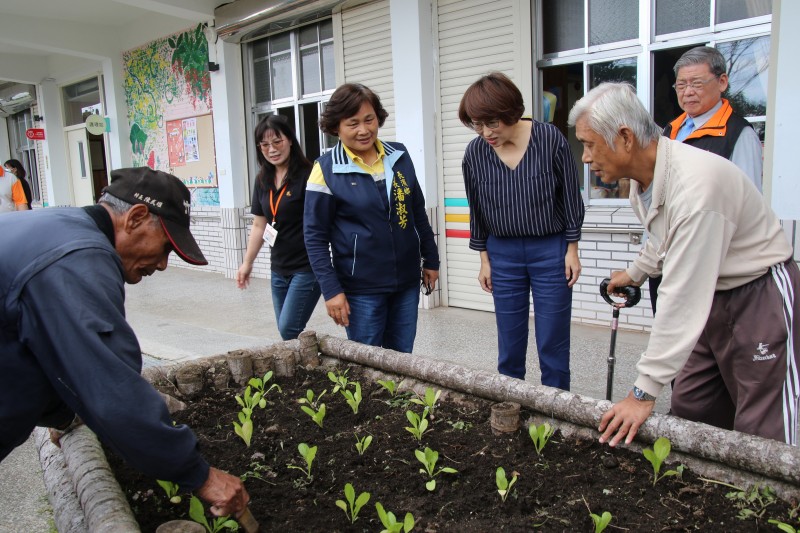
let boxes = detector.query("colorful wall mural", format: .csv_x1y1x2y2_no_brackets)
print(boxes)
123,23,219,206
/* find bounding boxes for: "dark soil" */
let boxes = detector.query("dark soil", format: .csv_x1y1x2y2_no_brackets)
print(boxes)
107,366,799,532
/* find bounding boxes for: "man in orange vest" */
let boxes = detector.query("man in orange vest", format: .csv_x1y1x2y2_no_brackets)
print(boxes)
650,46,763,313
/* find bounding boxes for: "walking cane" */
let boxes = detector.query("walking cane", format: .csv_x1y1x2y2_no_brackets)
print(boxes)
599,278,641,401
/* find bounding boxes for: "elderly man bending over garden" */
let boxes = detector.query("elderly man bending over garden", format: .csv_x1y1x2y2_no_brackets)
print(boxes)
0,167,249,517
568,82,799,448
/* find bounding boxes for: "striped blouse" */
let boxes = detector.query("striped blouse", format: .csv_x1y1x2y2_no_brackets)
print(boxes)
462,119,585,252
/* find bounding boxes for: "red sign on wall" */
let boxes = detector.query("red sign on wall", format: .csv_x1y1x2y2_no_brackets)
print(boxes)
25,128,45,140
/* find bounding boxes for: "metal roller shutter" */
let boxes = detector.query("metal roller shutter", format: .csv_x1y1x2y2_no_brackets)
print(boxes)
341,0,395,141
438,0,517,311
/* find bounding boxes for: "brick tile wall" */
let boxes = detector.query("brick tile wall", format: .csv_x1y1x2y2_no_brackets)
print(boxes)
571,206,653,332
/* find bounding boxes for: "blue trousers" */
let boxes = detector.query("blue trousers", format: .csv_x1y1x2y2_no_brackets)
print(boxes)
487,234,572,390
271,271,322,340
345,286,419,353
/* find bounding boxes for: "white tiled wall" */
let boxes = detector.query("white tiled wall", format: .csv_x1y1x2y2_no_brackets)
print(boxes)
185,206,225,273
242,214,272,279
572,206,654,332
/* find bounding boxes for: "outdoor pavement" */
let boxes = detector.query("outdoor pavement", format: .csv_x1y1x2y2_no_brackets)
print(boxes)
0,266,660,532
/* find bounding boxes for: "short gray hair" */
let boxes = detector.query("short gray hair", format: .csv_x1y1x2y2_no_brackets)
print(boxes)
98,192,159,224
567,82,662,150
673,46,727,78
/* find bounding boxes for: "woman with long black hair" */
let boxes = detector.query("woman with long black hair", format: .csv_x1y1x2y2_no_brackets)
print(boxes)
236,115,321,340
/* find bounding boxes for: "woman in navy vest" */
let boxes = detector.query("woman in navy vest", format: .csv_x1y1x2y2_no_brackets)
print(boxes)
304,84,439,353
236,115,321,340
459,73,585,390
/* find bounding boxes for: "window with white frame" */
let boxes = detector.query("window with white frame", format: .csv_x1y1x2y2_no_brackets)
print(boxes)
655,0,772,38
718,34,770,141
244,20,336,194
536,0,772,204
540,0,639,55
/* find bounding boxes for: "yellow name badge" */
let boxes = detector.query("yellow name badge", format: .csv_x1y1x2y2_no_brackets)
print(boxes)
263,223,278,247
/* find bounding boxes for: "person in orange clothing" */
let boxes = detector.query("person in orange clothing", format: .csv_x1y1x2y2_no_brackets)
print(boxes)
650,46,763,314
0,165,30,213
4,159,33,209
663,46,762,189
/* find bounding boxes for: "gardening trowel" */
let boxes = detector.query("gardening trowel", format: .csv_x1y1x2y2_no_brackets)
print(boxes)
237,507,266,533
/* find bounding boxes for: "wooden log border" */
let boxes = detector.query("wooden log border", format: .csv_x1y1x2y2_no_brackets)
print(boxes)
39,332,800,531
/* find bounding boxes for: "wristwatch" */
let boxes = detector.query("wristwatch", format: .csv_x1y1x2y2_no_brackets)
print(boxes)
632,386,656,402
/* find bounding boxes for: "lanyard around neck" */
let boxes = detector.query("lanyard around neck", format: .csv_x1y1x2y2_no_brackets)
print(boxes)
269,183,287,224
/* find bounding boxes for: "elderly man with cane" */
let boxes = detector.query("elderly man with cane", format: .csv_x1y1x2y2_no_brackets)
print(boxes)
568,82,798,447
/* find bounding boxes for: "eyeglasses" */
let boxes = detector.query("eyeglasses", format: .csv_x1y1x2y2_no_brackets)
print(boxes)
468,120,500,132
259,138,285,149
672,77,718,93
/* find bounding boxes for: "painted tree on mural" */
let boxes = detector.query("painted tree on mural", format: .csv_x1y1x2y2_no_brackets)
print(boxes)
169,24,212,109
123,23,212,166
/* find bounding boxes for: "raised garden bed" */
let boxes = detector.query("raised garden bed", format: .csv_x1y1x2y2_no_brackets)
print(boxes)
43,333,800,532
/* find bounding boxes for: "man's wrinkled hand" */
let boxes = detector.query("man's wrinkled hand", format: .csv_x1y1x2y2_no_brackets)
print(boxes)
598,392,654,447
196,467,250,517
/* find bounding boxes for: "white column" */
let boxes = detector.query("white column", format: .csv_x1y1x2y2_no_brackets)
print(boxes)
38,80,71,206
209,37,249,277
765,0,800,219
102,55,133,169
389,0,438,206
210,39,248,209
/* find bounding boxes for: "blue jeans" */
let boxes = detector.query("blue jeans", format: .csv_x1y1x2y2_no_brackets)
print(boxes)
487,234,572,390
271,271,322,340
345,286,419,353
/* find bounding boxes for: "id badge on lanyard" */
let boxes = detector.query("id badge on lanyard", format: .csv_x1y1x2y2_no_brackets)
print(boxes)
263,223,278,246
263,183,287,247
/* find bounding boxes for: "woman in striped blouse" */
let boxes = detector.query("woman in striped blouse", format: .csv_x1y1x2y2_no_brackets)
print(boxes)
459,72,585,390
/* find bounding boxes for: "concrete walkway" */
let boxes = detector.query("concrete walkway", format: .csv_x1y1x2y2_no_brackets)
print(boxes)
1,266,658,532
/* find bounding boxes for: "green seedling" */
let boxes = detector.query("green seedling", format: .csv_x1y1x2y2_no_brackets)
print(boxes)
156,479,182,504
642,437,682,486
247,371,281,408
590,511,613,533
341,382,362,414
377,379,398,397
300,403,326,428
327,369,351,393
375,502,415,533
235,386,264,413
287,442,317,479
354,433,373,456
495,467,518,503
232,410,253,447
528,422,555,455
298,388,326,408
415,446,458,491
404,410,430,442
188,495,239,533
240,461,275,485
769,520,798,533
409,387,441,417
298,389,327,428
710,481,778,520
448,420,473,431
335,482,370,524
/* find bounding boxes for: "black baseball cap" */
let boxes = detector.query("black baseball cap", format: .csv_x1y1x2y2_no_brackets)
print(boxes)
104,167,208,265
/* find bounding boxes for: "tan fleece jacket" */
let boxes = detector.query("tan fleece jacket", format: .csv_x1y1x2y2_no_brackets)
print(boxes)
628,137,792,397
